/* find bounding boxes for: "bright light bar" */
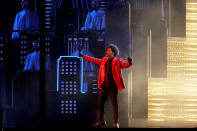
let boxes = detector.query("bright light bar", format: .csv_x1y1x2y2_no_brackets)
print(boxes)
148,0,197,123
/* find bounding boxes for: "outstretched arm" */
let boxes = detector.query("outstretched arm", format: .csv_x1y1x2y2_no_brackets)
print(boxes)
12,14,19,39
119,57,133,68
83,55,102,65
79,50,102,65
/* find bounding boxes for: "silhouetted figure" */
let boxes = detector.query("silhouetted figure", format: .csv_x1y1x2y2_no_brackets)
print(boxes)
24,40,51,71
81,0,105,42
12,0,40,39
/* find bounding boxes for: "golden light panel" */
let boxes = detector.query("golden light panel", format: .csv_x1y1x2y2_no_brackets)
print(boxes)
148,0,197,123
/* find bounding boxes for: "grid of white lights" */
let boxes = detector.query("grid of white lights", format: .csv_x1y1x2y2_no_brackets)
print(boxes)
0,35,7,66
60,61,78,76
60,80,78,95
57,56,83,93
57,56,83,115
60,100,77,114
45,36,51,55
20,36,29,65
66,37,89,56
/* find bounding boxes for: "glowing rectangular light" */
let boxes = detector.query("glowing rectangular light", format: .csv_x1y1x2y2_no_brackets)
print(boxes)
57,56,84,93
148,0,197,123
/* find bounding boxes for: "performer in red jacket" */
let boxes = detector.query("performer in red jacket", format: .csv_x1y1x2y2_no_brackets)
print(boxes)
79,44,132,128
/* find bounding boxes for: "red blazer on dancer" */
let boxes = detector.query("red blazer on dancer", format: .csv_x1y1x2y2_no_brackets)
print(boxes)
83,55,132,91
80,44,132,128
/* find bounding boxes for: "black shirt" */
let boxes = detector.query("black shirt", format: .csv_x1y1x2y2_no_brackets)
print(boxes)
104,58,116,89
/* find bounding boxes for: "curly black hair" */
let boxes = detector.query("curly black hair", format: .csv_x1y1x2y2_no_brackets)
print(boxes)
108,44,119,57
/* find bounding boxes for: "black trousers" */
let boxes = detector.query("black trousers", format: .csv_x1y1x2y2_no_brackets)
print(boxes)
98,84,118,123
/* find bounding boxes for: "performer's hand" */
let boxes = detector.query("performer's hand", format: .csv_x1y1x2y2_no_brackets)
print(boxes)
78,50,83,58
127,56,132,64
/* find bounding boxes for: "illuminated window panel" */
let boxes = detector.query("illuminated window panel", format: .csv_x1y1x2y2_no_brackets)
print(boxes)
57,56,83,92
167,37,186,81
60,100,78,114
45,0,52,30
45,35,51,56
0,34,8,68
65,36,89,56
60,80,78,95
57,56,83,115
149,78,197,122
89,79,100,94
20,35,29,66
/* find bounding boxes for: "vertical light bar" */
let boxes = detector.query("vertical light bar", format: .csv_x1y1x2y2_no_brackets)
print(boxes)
57,56,60,92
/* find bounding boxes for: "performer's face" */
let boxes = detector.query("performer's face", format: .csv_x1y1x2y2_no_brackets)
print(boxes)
21,0,29,10
90,0,96,10
33,40,40,51
106,48,115,58
89,0,99,11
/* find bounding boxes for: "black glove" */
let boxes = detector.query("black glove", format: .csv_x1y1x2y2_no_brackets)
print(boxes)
78,50,83,58
127,57,132,64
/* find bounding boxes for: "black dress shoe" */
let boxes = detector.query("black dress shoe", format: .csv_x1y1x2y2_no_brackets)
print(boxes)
92,121,107,128
113,123,119,128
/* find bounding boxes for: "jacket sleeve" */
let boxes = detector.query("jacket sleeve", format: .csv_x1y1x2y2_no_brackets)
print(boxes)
119,58,132,68
12,14,20,39
24,54,30,71
83,55,102,66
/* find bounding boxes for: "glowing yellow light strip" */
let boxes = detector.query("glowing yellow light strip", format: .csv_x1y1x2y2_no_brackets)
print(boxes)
149,109,166,111
184,43,197,45
148,0,197,123
187,18,197,21
184,53,197,55
186,23,197,25
187,7,197,10
186,2,197,5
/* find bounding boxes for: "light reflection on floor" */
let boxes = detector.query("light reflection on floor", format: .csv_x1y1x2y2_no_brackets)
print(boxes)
128,118,197,128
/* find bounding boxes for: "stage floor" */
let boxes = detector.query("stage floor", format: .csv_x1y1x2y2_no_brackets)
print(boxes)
128,118,197,128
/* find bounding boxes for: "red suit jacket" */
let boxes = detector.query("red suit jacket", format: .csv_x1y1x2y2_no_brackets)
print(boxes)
83,55,132,91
